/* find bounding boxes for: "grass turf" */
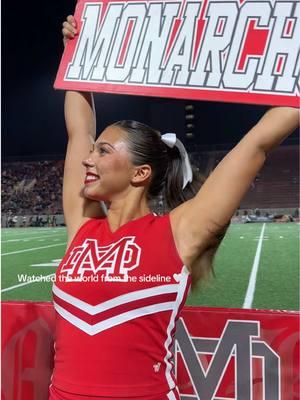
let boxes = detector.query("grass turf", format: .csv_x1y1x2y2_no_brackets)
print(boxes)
1,223,299,310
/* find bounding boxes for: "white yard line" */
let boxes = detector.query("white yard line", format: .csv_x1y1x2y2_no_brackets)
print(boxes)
2,228,51,232
31,259,61,267
2,233,65,243
243,223,266,309
1,230,64,237
1,273,55,293
2,242,67,256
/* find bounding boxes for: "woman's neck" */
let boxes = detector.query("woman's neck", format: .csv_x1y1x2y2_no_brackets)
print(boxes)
106,192,151,231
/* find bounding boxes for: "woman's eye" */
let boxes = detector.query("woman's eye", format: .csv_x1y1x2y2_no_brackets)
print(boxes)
99,147,108,155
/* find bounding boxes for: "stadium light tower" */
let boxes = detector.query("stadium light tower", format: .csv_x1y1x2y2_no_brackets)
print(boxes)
185,104,195,139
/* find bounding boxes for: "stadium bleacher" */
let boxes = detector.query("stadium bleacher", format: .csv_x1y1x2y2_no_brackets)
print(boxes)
239,145,299,209
2,145,298,225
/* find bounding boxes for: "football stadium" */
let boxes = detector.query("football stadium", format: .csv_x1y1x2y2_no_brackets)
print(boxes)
2,145,299,310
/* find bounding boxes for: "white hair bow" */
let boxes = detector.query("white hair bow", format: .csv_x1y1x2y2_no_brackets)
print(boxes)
161,133,193,189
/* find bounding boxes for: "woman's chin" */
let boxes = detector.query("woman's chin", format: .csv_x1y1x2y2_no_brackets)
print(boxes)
83,187,103,202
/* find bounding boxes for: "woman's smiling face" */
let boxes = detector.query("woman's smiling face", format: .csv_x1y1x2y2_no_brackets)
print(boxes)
82,125,135,201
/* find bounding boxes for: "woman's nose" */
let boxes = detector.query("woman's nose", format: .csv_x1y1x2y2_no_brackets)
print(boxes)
82,154,95,168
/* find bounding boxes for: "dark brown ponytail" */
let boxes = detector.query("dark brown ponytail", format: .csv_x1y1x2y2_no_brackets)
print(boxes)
113,120,228,290
163,145,204,209
112,120,204,210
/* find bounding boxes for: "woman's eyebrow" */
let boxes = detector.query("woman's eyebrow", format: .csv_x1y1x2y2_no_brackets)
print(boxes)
95,141,115,150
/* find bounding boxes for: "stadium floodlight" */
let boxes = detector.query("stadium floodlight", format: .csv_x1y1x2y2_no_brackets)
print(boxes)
185,114,194,120
185,104,194,112
186,132,194,139
185,103,195,139
186,123,194,129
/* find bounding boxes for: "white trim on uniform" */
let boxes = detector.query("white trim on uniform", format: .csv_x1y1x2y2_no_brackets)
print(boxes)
53,283,179,315
167,389,177,400
163,266,190,389
53,301,175,335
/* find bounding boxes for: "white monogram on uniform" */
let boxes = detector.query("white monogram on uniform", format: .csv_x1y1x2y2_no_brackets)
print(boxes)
60,237,141,280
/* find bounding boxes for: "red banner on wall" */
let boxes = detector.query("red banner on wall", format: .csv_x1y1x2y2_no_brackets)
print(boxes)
1,302,299,400
1,302,55,400
54,0,300,107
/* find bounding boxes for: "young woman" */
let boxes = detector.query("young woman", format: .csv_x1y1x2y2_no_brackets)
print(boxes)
49,15,299,400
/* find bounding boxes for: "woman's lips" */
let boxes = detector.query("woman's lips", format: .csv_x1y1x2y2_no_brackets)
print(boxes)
84,172,100,184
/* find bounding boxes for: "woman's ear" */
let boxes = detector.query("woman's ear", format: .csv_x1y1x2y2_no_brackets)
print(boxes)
131,164,152,185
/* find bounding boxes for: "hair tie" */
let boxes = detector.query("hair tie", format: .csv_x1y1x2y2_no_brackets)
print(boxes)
161,133,193,189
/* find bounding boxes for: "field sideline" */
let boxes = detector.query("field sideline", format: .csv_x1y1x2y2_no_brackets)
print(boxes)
1,223,299,311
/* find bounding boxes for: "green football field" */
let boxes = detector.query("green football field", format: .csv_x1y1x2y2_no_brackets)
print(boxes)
1,223,299,310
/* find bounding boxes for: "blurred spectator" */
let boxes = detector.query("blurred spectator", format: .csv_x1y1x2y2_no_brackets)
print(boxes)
12,215,18,227
1,160,64,216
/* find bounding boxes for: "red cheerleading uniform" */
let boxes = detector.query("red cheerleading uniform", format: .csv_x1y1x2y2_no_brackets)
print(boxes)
51,213,191,398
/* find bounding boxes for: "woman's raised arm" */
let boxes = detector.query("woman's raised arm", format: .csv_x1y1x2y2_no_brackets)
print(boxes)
171,107,299,266
62,16,105,246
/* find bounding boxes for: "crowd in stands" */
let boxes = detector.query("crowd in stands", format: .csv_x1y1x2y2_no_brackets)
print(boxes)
2,145,299,223
2,160,64,216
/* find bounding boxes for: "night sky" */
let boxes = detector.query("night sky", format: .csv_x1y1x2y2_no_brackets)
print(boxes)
2,1,298,160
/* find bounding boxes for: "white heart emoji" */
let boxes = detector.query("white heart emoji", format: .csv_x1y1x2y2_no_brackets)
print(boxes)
173,273,181,282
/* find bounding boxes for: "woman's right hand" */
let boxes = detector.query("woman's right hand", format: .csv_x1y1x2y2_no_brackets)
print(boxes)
62,15,77,47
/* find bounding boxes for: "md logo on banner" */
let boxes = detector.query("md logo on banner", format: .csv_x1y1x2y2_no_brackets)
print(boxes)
3,304,298,400
175,319,280,400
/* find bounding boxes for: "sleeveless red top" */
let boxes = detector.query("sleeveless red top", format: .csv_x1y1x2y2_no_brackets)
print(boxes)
51,213,191,396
